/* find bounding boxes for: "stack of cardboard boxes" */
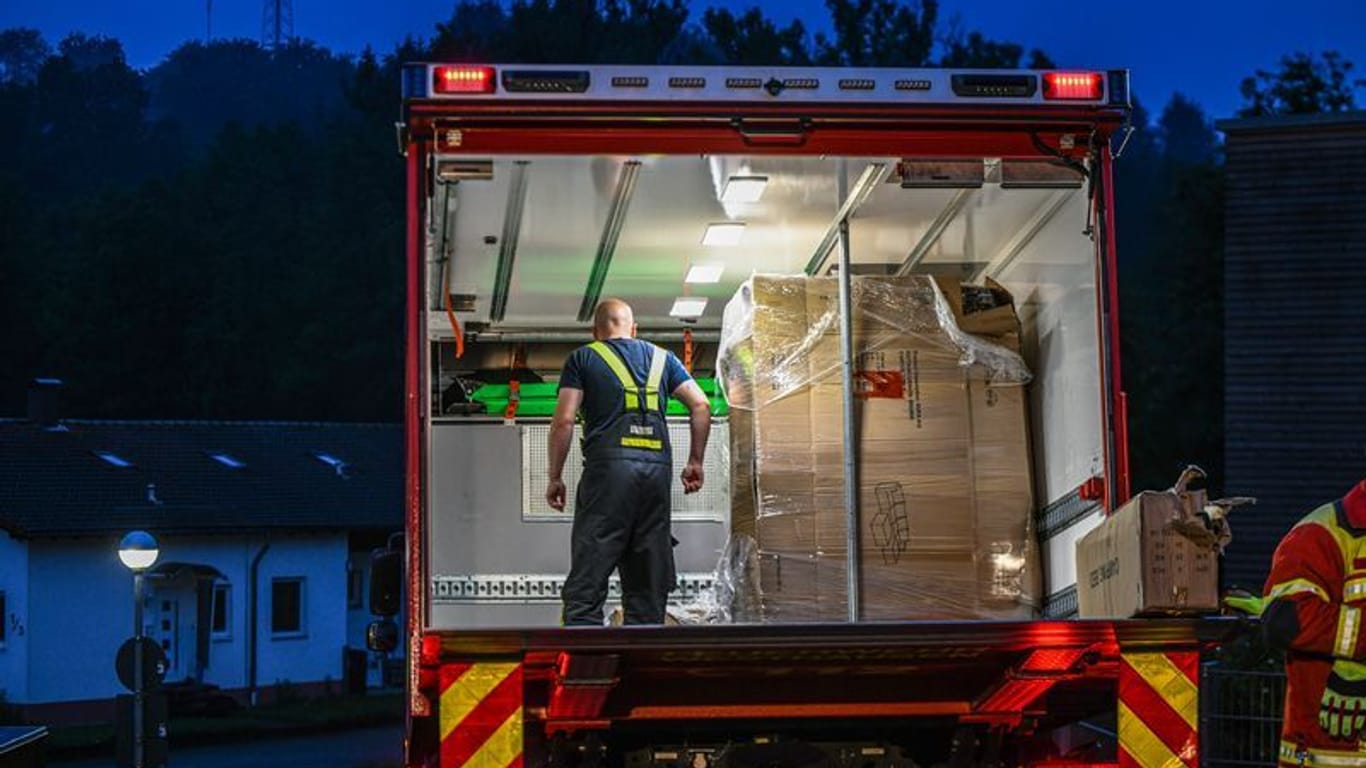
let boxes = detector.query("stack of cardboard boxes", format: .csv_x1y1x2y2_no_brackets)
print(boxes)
723,274,1038,621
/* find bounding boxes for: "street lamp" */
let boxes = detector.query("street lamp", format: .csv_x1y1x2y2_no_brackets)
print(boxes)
119,531,159,570
119,530,158,768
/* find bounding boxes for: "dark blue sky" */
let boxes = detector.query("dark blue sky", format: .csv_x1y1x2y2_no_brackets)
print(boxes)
3,0,1363,121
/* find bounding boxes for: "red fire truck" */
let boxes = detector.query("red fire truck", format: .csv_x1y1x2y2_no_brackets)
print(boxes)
368,63,1235,768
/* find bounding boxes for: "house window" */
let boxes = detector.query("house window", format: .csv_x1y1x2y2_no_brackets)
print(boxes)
347,566,364,610
211,584,231,638
271,578,305,637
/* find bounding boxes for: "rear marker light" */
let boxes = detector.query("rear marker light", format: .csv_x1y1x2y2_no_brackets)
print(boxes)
895,79,932,91
951,74,1037,98
726,78,762,89
669,77,706,89
502,70,590,93
433,66,496,95
1043,72,1104,101
611,76,649,88
783,78,819,90
838,79,875,91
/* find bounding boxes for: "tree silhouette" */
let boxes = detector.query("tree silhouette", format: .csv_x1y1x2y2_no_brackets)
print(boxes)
1117,93,1225,493
147,39,352,153
815,0,939,66
702,7,811,65
1238,51,1364,117
0,28,49,84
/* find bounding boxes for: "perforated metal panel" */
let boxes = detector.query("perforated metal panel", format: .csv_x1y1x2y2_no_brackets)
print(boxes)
521,420,729,522
431,572,715,604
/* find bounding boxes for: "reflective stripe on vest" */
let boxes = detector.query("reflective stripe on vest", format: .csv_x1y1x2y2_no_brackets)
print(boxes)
1280,740,1366,766
1268,578,1333,603
1283,500,1366,657
586,341,666,414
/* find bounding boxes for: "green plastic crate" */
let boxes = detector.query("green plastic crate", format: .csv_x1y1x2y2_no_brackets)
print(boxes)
470,377,728,417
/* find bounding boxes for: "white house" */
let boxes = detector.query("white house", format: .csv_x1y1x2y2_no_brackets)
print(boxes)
0,389,402,724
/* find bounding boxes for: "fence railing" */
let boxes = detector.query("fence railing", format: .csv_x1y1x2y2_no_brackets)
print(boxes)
1200,664,1286,768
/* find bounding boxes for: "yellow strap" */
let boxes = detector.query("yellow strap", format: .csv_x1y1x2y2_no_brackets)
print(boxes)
621,436,664,450
646,344,666,393
587,341,660,411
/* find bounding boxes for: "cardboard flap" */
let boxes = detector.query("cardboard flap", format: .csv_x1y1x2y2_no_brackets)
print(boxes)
1164,466,1242,553
933,276,1021,339
1170,465,1207,496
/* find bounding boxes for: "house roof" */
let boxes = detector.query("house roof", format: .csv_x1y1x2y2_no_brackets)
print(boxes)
1216,110,1366,134
0,419,402,538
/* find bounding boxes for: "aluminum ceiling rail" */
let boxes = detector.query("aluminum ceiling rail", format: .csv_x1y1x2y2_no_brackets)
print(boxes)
489,161,531,321
804,163,890,276
896,187,976,276
973,188,1074,282
577,160,643,322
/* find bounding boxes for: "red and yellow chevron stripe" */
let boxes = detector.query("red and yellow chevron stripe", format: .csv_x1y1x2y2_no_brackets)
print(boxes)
440,662,524,768
1118,651,1199,768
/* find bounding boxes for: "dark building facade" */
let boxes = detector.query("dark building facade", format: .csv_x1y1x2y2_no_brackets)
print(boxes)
1220,111,1366,590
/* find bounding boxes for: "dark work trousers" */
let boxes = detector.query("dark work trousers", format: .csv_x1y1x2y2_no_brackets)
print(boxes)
562,458,675,626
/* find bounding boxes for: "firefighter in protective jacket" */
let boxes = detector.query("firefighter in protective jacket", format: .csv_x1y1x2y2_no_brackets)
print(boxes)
1263,480,1366,766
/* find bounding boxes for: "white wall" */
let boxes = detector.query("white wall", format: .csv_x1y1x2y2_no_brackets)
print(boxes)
0,530,30,703
25,532,349,704
255,535,349,691
28,536,138,703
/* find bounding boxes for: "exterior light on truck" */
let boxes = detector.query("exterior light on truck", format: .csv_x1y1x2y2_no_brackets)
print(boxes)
701,222,745,246
1042,72,1104,101
433,66,496,94
669,297,708,318
685,264,725,284
721,176,768,204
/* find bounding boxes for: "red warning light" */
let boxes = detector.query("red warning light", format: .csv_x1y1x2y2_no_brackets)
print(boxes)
1043,72,1104,101
433,66,496,95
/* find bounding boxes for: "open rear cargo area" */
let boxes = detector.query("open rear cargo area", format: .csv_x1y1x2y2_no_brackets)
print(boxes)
423,152,1112,627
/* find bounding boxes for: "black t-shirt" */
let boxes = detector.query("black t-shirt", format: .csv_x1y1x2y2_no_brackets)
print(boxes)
558,338,692,448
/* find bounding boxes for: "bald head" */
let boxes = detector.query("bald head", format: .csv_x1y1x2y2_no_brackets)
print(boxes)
593,298,636,340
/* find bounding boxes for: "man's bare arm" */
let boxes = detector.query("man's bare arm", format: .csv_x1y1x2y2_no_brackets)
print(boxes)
546,388,583,510
672,380,710,493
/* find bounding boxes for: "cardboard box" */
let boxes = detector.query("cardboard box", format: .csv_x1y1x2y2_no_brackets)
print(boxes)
1075,482,1219,618
723,274,1037,622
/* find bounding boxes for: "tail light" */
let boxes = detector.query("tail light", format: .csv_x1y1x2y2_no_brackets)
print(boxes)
433,65,496,95
1043,72,1104,101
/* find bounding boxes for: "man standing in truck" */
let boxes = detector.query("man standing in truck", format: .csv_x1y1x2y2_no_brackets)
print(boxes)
546,298,711,626
1257,480,1366,766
